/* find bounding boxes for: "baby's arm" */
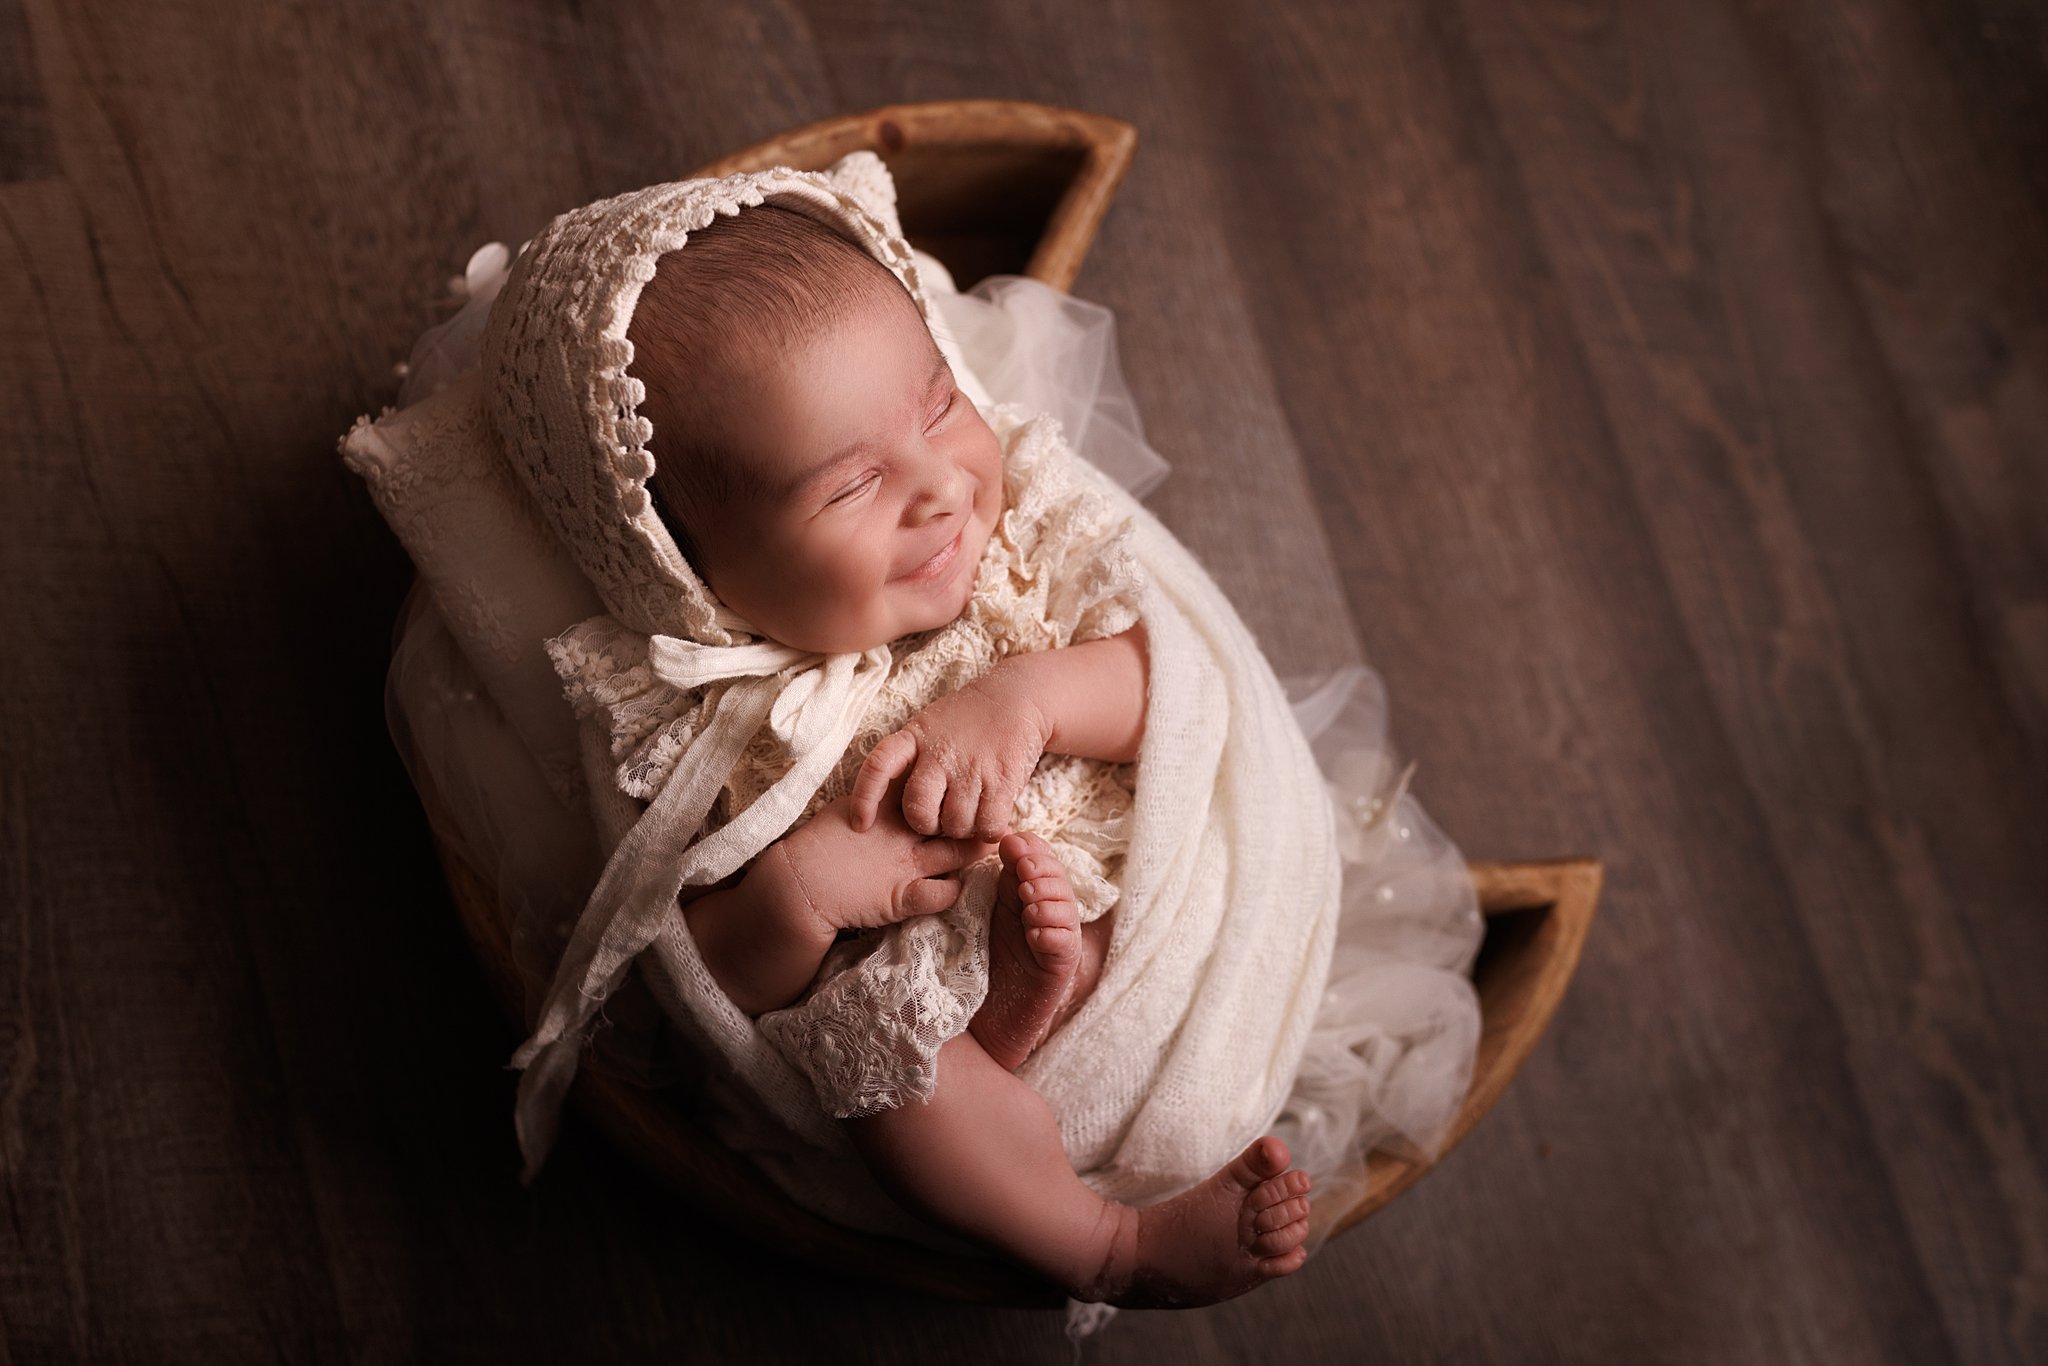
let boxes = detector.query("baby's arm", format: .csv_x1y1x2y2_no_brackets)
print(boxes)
851,622,1149,839
683,793,992,1014
1007,621,1148,763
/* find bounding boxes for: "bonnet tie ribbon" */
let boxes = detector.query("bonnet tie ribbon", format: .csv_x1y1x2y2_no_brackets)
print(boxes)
510,635,894,1180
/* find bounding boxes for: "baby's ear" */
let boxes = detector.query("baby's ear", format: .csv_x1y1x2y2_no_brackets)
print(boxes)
823,151,906,241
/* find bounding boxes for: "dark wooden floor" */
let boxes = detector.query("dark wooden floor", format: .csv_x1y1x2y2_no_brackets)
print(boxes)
5,1,2045,1362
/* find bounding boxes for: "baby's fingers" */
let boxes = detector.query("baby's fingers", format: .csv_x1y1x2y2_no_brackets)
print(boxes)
852,731,919,831
901,757,950,836
913,835,998,878
938,774,983,840
970,787,1016,843
897,877,964,920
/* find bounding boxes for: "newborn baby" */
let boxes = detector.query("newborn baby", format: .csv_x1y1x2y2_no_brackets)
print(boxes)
349,156,1484,1316
575,203,1312,1304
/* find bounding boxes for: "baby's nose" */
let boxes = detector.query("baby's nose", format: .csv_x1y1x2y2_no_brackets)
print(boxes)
907,458,965,519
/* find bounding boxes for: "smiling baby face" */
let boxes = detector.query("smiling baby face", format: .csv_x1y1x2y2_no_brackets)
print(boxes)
679,286,1001,653
626,207,1003,655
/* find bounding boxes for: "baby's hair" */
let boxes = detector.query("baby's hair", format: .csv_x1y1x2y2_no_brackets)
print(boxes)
626,203,916,567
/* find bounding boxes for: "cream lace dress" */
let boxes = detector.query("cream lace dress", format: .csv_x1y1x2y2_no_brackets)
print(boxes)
545,407,1144,1116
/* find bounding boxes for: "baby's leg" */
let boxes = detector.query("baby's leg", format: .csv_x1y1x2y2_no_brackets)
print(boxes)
972,834,1115,1070
845,1032,1313,1307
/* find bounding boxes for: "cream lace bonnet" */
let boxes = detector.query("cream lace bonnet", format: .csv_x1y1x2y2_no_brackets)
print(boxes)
478,152,937,645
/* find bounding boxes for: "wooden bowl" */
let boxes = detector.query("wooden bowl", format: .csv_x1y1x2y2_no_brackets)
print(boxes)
694,99,1138,292
425,100,1602,1305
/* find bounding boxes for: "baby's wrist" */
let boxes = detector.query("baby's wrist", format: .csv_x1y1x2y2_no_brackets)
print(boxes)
743,838,833,941
998,628,1146,762
986,653,1058,749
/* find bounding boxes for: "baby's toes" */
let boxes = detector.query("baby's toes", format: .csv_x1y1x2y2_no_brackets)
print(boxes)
1249,1205,1309,1252
1025,867,1074,906
1023,916,1080,972
998,831,1045,866
1015,855,1075,909
1247,1191,1310,1258
1252,1194,1311,1236
1025,924,1078,958
1018,876,1077,921
1251,1223,1307,1259
1246,1171,1305,1216
1021,895,1075,930
1227,1138,1292,1192
1019,882,1079,957
1243,1169,1310,1226
1247,1168,1309,1201
1257,1245,1310,1278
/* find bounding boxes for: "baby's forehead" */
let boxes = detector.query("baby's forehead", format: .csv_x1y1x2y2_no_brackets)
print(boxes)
651,267,926,357
644,285,948,506
660,285,940,402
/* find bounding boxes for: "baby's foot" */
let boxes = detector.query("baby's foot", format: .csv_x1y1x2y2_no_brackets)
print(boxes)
972,833,1091,1071
1083,1137,1314,1308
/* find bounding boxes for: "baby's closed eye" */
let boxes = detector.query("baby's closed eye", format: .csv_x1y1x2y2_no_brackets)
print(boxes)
829,472,880,505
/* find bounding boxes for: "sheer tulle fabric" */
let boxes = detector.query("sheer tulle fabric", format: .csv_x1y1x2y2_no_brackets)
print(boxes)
925,271,1171,501
383,262,1482,1248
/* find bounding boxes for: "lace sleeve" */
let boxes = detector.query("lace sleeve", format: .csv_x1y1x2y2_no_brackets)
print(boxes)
544,615,719,801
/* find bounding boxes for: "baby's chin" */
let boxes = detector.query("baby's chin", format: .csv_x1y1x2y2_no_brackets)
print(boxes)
782,581,978,656
892,518,992,641
949,517,997,612
785,517,993,653
895,573,975,642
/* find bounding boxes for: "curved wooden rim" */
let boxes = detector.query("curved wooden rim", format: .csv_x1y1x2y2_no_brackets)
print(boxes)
1316,857,1603,1240
687,99,1138,293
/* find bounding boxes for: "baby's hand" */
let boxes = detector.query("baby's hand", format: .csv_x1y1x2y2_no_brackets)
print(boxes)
851,664,1054,840
770,791,995,933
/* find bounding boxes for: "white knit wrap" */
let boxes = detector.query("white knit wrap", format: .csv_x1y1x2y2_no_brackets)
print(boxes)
1027,463,1341,1197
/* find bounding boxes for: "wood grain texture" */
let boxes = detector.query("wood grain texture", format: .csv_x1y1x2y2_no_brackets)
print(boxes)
2,0,2042,1362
